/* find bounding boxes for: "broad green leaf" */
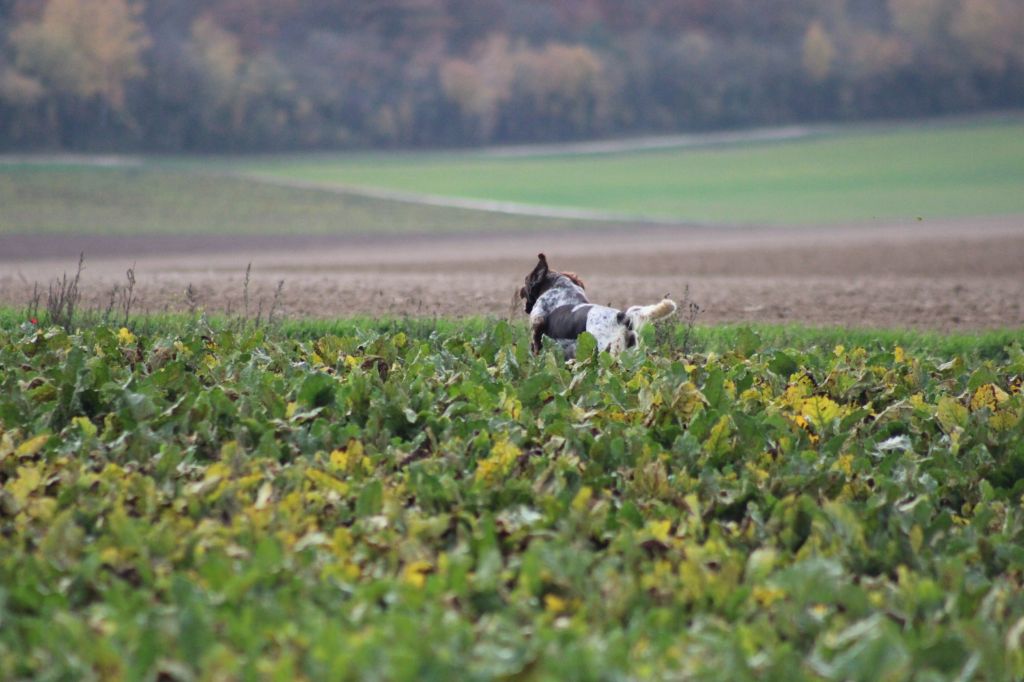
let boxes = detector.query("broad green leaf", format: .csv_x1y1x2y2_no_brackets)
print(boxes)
734,326,761,357
356,480,383,516
575,331,597,359
297,373,336,409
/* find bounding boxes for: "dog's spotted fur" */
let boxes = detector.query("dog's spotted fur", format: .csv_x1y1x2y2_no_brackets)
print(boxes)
520,253,677,357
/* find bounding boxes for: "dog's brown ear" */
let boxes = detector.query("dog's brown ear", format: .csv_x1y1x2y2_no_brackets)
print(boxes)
563,271,585,289
523,254,550,314
527,253,549,283
535,253,549,275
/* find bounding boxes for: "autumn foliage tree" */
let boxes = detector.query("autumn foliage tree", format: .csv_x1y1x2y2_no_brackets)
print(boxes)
0,0,1021,151
802,21,836,83
441,37,612,143
10,0,148,110
950,0,1024,72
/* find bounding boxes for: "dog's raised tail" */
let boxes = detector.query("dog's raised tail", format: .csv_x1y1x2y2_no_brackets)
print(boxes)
625,298,678,330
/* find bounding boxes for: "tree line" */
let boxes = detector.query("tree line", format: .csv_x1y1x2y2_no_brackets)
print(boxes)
1,0,1022,151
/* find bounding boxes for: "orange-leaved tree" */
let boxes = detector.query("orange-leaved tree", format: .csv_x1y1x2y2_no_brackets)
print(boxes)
10,0,150,113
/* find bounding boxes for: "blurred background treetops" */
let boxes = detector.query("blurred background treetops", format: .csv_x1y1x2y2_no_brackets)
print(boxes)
0,0,1022,152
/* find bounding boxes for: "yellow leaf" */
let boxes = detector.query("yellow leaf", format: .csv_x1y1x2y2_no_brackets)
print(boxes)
783,375,813,409
186,462,230,497
801,396,843,430
331,527,353,556
27,496,57,522
571,486,593,512
544,594,568,614
722,381,736,400
285,402,298,418
305,469,349,496
403,560,432,588
645,519,672,543
746,462,770,485
894,346,905,363
8,464,43,507
254,482,273,510
502,394,522,419
100,547,123,566
751,585,785,607
205,461,231,481
0,431,14,460
970,383,1010,412
683,493,701,522
72,416,97,438
15,434,49,458
909,525,923,554
704,415,734,457
475,438,521,485
937,397,968,433
908,393,933,416
990,409,1021,431
831,454,854,477
236,473,261,491
672,382,706,421
117,327,136,345
328,448,350,471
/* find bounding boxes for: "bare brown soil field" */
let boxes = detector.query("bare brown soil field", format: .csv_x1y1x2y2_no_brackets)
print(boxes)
1,215,1022,331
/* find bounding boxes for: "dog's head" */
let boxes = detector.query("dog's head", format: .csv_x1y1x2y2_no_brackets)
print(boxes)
519,253,586,314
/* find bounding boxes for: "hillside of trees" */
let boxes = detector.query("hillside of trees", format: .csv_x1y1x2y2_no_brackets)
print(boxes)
1,0,1022,151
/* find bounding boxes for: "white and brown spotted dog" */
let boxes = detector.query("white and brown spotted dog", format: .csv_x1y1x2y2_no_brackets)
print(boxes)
519,253,677,358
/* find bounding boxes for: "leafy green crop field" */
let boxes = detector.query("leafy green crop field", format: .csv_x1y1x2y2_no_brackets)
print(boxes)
2,315,1024,680
240,119,1024,225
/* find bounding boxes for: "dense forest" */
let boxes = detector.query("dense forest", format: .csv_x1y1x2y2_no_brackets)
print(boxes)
1,0,1022,151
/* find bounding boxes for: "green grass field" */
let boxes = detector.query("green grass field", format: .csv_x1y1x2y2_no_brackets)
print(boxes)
239,119,1024,225
0,166,587,236
2,118,1021,235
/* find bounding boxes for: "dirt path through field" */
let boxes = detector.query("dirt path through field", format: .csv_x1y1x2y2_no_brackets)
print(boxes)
2,215,1022,330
